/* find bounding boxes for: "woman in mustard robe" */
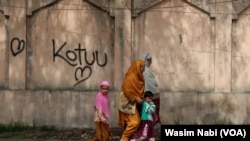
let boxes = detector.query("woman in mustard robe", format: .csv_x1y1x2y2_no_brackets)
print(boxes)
118,59,145,141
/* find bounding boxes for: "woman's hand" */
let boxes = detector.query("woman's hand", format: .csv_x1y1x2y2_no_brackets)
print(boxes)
135,97,143,104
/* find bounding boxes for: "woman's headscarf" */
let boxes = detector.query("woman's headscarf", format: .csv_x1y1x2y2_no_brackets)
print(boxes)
94,80,110,118
140,53,152,67
140,53,160,94
122,59,145,102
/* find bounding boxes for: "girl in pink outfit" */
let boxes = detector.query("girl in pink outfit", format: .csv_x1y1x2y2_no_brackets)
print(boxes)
90,80,112,141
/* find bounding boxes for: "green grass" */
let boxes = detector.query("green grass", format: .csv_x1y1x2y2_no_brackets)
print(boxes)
0,121,56,139
0,121,26,133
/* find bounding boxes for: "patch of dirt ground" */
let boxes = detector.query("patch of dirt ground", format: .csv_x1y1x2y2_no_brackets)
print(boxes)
0,127,161,141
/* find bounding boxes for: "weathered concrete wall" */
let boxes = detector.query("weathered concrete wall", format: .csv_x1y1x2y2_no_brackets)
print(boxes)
0,90,119,128
0,0,250,128
134,0,214,92
0,10,7,88
26,0,114,89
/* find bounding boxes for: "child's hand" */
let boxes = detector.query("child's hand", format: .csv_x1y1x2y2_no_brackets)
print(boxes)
149,102,155,105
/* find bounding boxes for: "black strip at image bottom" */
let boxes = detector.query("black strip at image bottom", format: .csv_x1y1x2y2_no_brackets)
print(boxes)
161,125,250,140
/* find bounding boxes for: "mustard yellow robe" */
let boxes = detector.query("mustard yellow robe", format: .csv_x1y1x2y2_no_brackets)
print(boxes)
118,59,145,141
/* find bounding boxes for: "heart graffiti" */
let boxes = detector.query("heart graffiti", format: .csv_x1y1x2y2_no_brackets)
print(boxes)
74,66,92,87
10,37,25,56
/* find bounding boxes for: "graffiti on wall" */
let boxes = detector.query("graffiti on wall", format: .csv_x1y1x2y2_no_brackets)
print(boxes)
52,39,108,87
10,37,25,56
10,38,108,87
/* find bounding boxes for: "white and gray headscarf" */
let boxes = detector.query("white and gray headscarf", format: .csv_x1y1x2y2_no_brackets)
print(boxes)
140,53,160,95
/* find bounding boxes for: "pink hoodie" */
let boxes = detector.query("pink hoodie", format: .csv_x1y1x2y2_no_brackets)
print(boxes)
94,80,110,118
